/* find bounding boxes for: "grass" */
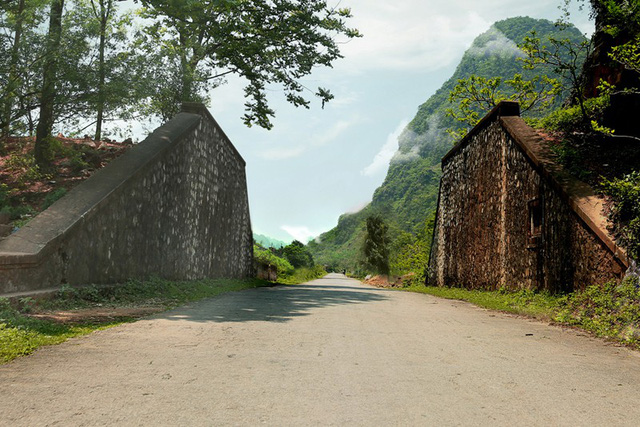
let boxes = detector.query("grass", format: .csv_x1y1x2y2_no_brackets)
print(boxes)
403,285,565,320
278,266,327,285
401,279,640,349
0,277,271,364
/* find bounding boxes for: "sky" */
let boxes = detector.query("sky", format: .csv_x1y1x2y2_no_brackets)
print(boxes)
198,0,593,243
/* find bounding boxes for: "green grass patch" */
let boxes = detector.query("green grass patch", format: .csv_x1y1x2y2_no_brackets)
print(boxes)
402,285,564,320
42,277,271,311
0,277,271,363
556,279,640,347
402,279,640,349
278,266,327,285
0,298,121,364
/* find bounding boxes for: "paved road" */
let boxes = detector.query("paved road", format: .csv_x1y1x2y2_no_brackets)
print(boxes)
1,273,640,426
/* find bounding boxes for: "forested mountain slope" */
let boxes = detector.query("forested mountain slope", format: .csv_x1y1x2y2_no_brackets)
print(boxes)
308,16,586,272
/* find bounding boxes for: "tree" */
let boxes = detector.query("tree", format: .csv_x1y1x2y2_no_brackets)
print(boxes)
67,0,140,140
281,240,314,269
138,0,361,128
87,0,117,141
0,0,46,143
446,73,562,134
34,0,64,168
362,215,390,276
611,35,640,73
520,26,593,126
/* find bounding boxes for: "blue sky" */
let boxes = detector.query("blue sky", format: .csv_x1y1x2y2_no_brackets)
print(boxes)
195,1,593,242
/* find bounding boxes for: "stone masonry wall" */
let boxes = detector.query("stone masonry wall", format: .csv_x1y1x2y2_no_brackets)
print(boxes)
0,103,253,294
429,102,627,293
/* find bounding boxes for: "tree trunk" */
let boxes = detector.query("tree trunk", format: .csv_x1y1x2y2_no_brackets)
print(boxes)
1,0,26,149
34,0,65,169
94,0,111,142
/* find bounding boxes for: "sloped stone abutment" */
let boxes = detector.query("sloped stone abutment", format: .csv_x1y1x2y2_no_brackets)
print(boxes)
0,103,253,294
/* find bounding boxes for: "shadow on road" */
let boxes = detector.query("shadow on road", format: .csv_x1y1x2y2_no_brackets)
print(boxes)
160,279,389,324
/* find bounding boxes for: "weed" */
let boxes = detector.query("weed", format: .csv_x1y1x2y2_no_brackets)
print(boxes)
4,154,45,184
601,171,640,259
555,279,640,346
41,188,67,211
18,297,35,313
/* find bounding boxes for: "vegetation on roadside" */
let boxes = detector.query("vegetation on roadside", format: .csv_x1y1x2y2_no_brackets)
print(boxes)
277,265,327,285
601,172,640,260
0,277,271,363
401,278,640,349
254,244,295,276
254,239,326,285
361,215,390,276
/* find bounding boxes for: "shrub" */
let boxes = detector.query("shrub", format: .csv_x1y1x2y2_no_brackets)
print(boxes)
254,245,295,276
540,95,610,133
4,154,44,183
0,204,35,221
555,279,640,345
0,184,9,211
41,188,67,210
601,171,640,259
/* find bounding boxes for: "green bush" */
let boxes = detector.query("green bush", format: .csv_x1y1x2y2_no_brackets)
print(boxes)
555,279,640,345
540,95,610,132
4,154,44,183
41,188,67,210
254,245,295,276
0,184,9,211
0,204,35,221
601,171,640,259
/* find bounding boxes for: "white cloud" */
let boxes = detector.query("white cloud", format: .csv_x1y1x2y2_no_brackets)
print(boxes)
332,0,592,73
346,200,370,214
256,117,357,160
467,26,524,58
361,119,409,177
312,120,354,147
337,3,492,72
281,225,320,243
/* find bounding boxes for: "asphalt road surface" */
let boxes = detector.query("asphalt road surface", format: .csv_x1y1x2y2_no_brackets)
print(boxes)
1,273,640,426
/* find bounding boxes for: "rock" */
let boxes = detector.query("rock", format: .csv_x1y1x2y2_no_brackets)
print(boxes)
0,224,12,237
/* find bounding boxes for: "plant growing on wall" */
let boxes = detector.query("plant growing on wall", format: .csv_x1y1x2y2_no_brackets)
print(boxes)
601,171,640,260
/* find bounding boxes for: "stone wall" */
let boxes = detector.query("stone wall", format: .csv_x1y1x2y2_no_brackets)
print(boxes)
0,103,253,295
429,102,628,293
